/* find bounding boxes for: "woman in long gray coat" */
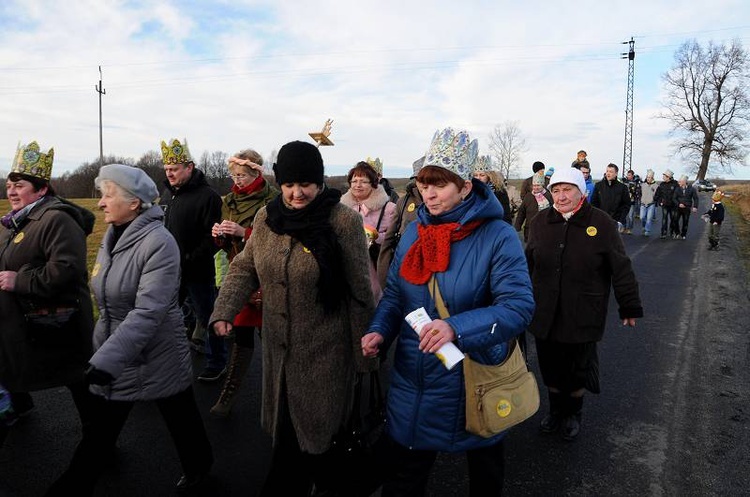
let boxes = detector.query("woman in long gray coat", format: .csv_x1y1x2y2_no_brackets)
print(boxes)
211,141,376,496
48,164,213,495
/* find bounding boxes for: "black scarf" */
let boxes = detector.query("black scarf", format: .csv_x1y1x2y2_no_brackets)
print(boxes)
265,186,346,314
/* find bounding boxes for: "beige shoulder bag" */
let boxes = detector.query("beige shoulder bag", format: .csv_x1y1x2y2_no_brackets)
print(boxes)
428,275,540,437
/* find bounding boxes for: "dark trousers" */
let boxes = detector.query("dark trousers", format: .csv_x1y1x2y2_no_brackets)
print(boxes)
47,386,213,496
660,206,677,236
182,282,226,371
381,436,505,497
675,207,692,236
260,392,339,496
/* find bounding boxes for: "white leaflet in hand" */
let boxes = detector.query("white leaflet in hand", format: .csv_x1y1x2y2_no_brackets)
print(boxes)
404,307,465,370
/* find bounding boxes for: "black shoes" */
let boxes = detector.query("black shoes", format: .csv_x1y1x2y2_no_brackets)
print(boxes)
176,472,209,492
561,413,582,441
540,411,582,440
539,412,562,433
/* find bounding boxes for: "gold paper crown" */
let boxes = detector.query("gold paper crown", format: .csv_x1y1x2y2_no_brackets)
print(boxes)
161,138,192,165
11,141,54,181
472,155,496,173
366,157,383,175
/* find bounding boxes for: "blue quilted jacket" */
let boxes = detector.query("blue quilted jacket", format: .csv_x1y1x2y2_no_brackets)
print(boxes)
369,180,535,452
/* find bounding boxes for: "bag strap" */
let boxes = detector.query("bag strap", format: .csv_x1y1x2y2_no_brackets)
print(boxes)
429,274,521,362
374,204,387,232
428,274,450,319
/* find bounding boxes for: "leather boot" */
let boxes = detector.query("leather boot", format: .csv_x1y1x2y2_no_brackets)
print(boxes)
561,395,583,441
210,344,253,417
539,391,564,433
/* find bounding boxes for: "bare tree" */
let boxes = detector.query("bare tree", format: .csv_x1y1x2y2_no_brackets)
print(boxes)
54,155,134,198
198,150,230,179
487,121,529,179
136,150,165,191
659,39,750,179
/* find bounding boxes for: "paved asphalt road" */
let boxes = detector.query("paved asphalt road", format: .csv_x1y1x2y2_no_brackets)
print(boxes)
2,192,749,496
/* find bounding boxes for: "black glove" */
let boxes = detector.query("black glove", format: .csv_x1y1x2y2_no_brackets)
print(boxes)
85,364,114,386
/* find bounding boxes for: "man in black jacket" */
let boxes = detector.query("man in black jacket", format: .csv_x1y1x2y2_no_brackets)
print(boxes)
160,138,225,381
672,174,699,239
654,169,679,239
591,163,630,227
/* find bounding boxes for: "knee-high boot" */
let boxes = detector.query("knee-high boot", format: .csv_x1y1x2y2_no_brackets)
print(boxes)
210,343,254,417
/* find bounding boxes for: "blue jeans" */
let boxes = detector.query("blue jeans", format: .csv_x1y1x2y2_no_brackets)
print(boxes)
626,204,637,230
182,282,226,372
639,203,656,234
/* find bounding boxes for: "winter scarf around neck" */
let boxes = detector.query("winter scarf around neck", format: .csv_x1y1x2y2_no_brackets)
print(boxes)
265,186,346,313
400,193,484,285
1,196,48,231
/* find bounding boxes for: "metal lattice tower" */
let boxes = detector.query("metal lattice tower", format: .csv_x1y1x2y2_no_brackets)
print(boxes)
621,38,635,175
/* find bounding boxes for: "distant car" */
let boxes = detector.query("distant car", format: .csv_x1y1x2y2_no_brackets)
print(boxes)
693,179,717,192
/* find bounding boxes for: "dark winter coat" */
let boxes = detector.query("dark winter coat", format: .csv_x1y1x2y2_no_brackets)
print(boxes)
707,202,725,225
591,178,631,224
654,179,679,208
209,203,376,454
673,184,699,209
88,205,192,401
377,181,423,289
525,202,643,343
160,168,222,284
489,183,513,224
0,196,94,392
379,177,400,204
368,181,535,452
514,189,553,242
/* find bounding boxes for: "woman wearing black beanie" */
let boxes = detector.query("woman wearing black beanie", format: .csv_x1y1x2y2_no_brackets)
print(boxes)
210,140,377,496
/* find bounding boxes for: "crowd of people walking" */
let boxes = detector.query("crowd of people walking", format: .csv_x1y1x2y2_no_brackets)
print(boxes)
1,133,724,495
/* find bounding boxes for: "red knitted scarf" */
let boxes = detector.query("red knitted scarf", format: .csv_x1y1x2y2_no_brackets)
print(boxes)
400,220,484,285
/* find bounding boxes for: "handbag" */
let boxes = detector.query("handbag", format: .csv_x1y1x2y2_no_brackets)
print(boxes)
429,275,540,438
331,370,387,496
20,299,80,348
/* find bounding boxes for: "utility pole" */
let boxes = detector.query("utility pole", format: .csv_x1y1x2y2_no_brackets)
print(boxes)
95,65,106,168
621,37,635,178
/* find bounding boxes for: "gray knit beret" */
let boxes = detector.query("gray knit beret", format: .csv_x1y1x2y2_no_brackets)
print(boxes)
95,164,159,203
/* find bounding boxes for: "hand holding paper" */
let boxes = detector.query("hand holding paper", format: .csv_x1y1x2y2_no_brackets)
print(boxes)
405,307,464,370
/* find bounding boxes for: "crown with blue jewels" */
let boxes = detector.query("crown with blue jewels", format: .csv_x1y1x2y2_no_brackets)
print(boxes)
423,128,478,180
366,157,383,175
160,138,192,165
472,155,497,173
11,141,54,181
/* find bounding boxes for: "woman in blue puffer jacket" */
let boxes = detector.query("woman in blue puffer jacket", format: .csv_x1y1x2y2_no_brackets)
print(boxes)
362,128,535,496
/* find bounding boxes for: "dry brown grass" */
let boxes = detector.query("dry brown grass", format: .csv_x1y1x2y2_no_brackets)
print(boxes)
722,183,750,274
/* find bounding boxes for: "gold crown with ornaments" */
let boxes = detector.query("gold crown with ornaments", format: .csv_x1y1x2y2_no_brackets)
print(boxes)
161,138,193,165
11,141,54,181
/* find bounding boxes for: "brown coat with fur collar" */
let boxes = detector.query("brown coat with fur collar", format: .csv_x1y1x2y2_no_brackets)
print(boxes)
210,203,376,454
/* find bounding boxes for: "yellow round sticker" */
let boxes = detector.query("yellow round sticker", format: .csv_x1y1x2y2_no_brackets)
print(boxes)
13,232,24,244
496,398,512,418
407,202,416,213
586,226,598,237
92,263,101,277
302,246,311,254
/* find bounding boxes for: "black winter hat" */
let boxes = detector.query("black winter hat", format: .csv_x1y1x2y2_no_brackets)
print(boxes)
273,141,325,185
532,161,545,173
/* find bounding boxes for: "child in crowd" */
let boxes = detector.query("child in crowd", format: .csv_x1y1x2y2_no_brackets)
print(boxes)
705,190,725,250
